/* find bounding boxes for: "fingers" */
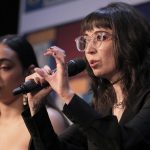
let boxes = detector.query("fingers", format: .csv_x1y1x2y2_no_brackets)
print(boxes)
34,65,52,78
43,65,52,74
44,46,68,78
25,69,47,86
44,46,66,64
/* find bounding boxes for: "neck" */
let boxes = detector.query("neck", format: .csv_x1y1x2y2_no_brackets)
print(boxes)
0,97,23,120
112,80,124,103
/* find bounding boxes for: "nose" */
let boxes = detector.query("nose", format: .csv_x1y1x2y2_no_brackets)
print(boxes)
85,41,97,54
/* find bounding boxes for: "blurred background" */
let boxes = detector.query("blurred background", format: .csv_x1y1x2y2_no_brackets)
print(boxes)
0,0,19,36
1,0,150,101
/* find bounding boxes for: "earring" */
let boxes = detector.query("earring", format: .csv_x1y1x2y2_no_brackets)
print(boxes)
23,94,28,106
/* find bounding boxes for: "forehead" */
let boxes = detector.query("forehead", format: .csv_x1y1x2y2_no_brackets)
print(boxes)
84,27,112,36
0,44,18,61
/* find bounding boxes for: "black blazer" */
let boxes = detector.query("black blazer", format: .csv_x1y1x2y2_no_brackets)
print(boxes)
22,88,150,150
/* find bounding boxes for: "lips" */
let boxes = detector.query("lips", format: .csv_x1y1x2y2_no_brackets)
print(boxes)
89,60,99,68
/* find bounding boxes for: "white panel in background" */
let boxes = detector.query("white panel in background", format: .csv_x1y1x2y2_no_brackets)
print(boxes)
18,0,149,35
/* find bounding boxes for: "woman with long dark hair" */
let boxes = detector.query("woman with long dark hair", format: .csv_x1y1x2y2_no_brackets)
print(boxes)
0,34,69,150
23,2,150,150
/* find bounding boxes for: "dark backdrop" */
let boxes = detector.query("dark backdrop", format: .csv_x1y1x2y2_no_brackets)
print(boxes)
0,0,20,36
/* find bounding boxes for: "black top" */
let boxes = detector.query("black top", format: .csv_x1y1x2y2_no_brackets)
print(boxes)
22,88,150,150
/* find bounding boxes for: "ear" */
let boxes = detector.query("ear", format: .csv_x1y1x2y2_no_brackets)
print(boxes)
25,64,36,76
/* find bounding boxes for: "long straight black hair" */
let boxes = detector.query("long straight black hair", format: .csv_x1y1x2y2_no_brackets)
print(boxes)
0,34,39,70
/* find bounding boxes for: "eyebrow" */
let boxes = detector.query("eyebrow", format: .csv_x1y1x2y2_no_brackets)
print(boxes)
84,30,110,36
0,58,13,64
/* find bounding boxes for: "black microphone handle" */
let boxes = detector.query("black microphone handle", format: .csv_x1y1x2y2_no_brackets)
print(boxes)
12,58,86,95
13,80,49,95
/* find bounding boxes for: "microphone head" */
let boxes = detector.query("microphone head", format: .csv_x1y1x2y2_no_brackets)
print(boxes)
68,58,86,76
12,87,22,95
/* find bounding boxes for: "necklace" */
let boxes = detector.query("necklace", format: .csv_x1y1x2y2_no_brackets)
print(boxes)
113,101,124,109
110,75,124,85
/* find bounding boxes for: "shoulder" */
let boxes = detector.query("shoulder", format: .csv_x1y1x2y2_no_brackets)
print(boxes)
46,107,63,121
46,106,69,135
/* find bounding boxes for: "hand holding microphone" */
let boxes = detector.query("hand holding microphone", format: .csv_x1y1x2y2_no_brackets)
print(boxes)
13,58,86,95
13,47,86,98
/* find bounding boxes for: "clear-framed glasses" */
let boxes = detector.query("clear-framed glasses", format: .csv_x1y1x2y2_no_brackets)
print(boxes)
75,31,112,52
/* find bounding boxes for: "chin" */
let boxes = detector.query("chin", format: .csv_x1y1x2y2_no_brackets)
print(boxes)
93,70,109,79
93,70,103,77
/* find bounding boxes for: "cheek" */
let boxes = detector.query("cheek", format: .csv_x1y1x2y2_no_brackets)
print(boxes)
4,70,25,90
103,50,115,68
0,73,24,100
100,44,116,73
11,73,24,84
101,42,114,62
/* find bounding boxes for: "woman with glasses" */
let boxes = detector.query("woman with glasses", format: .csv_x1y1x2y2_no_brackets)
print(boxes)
22,2,150,150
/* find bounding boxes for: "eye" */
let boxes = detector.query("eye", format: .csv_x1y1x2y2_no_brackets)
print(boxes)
80,36,86,43
96,32,112,42
102,32,112,41
0,66,11,71
102,33,108,41
96,33,103,41
76,36,86,51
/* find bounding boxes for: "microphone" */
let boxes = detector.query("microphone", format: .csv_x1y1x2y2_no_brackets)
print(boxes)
12,58,86,95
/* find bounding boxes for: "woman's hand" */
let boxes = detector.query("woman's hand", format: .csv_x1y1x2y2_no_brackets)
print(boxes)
35,46,74,103
25,70,52,116
25,46,74,115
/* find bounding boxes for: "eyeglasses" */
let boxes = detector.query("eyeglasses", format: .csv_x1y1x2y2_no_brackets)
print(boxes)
75,31,112,52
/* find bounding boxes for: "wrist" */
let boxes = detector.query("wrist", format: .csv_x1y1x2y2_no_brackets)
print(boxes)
61,90,74,104
28,99,43,116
